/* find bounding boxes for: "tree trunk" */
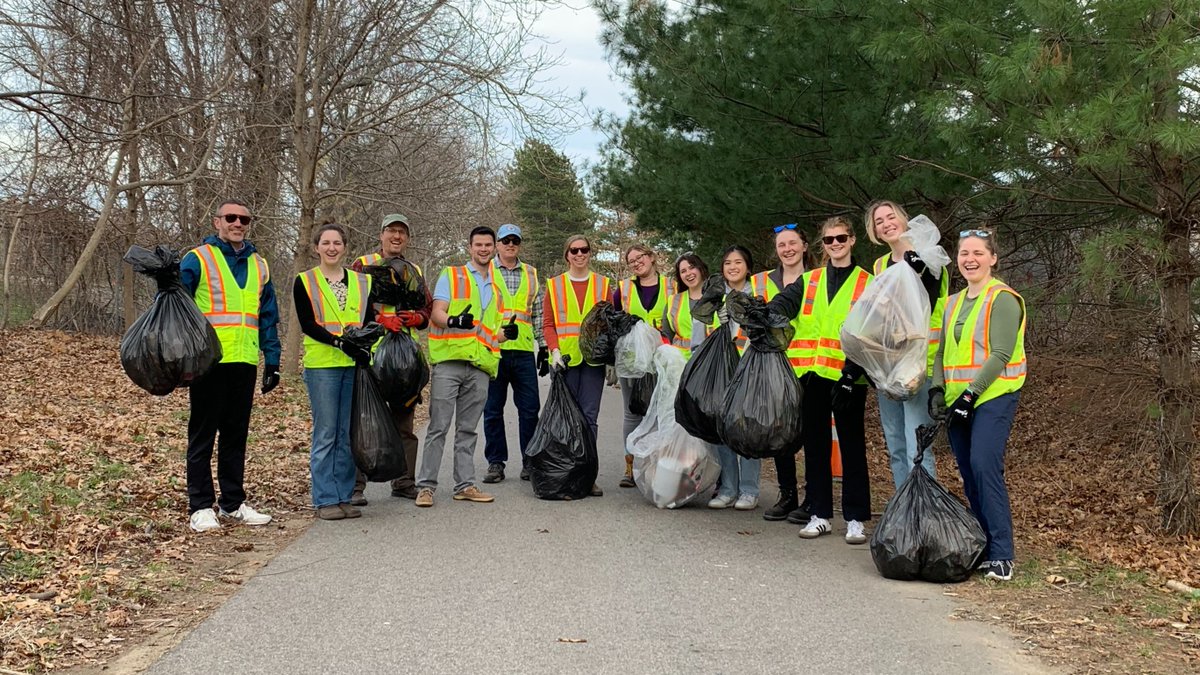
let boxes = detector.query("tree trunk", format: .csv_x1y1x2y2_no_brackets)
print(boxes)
122,137,144,330
1,125,41,329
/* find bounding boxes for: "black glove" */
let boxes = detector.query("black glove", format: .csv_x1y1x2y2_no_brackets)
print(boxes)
947,390,977,427
447,305,475,329
536,346,550,377
830,369,858,413
335,337,371,366
903,250,928,275
502,316,519,340
261,364,280,395
928,386,947,422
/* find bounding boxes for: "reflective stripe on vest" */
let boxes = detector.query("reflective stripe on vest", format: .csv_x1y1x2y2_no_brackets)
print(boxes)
752,270,809,376
299,269,370,369
942,280,1027,406
428,265,500,377
791,267,872,380
874,253,949,375
619,275,670,330
492,261,538,352
667,291,716,357
547,272,610,367
189,244,267,365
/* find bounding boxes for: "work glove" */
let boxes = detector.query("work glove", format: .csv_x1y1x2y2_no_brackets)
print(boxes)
396,310,424,328
928,386,947,422
536,346,550,377
947,390,977,428
550,348,565,370
376,314,403,333
605,365,618,387
335,337,371,366
829,369,858,414
501,316,519,341
446,305,475,330
261,364,280,395
902,250,928,275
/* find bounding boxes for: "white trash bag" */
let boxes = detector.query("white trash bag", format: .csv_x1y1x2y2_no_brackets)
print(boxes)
628,345,720,508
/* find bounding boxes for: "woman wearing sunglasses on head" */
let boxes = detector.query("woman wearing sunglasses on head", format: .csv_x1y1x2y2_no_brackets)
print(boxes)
766,217,873,544
612,244,672,488
865,200,949,490
751,224,818,523
661,253,712,356
542,234,611,496
929,229,1026,582
707,245,762,511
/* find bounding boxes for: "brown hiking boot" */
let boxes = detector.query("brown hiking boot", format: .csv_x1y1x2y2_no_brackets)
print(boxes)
338,503,362,519
591,483,604,497
349,490,368,506
316,505,345,520
453,486,495,503
618,455,636,488
415,488,435,507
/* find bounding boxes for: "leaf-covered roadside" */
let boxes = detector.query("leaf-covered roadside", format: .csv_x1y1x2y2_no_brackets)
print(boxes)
0,330,321,672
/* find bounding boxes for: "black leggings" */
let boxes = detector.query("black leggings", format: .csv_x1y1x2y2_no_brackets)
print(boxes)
802,375,871,522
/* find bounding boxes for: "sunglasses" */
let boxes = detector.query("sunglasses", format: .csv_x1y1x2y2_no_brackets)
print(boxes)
773,223,799,233
569,246,590,255
220,213,252,225
959,229,991,238
499,237,521,246
821,234,850,245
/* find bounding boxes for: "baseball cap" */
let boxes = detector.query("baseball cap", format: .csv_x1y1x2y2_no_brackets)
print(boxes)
380,213,411,232
496,224,522,241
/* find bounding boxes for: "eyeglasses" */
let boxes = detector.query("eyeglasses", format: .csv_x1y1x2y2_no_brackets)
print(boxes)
959,229,991,238
773,223,799,233
499,237,521,246
220,213,252,225
569,246,590,255
821,234,850,245
627,252,650,266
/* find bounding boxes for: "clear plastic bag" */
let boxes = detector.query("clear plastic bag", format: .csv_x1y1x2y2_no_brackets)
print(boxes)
902,215,951,280
840,263,931,400
615,320,661,379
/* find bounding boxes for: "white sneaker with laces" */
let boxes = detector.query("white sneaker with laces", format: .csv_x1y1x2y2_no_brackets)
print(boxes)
707,494,736,509
219,503,272,526
733,494,759,511
845,520,867,544
189,509,221,533
798,516,832,539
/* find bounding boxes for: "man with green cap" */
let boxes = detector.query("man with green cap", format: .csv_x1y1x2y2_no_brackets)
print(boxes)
349,212,432,503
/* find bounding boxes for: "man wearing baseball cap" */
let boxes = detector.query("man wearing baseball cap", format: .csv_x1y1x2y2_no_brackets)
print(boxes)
481,223,546,483
349,212,432,503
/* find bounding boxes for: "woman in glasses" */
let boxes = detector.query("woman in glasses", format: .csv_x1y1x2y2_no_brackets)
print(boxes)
661,253,711,356
929,229,1026,582
752,224,817,523
708,245,762,511
767,216,873,544
542,234,611,496
864,200,949,490
612,244,671,488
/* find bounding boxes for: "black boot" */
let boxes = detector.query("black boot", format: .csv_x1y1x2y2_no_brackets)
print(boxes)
786,497,812,524
763,489,799,521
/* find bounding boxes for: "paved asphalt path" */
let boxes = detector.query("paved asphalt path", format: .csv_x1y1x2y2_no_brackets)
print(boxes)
149,378,1047,675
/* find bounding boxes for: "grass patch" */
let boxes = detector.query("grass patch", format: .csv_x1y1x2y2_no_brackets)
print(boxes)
0,471,84,510
1,549,51,581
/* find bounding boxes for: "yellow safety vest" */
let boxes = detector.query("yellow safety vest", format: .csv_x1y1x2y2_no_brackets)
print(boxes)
354,252,424,337
792,266,873,381
941,279,1027,406
666,291,716,357
546,272,611,367
492,261,539,353
187,244,269,365
752,269,810,376
428,265,501,378
618,275,670,329
873,254,949,376
298,268,371,369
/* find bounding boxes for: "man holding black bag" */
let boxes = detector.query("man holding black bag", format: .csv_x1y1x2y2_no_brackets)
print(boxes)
179,199,280,533
350,213,432,504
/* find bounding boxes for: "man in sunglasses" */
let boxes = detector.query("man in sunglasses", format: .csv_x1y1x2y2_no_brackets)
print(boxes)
349,212,433,503
178,199,281,533
481,224,544,483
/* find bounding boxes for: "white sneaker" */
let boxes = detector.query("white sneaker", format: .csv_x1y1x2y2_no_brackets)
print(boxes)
733,494,759,511
797,516,832,539
189,509,221,533
707,494,736,509
845,520,867,545
219,503,272,526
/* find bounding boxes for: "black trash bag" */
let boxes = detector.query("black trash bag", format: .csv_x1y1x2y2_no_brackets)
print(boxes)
674,323,739,444
371,329,429,410
691,274,726,325
346,324,407,482
725,291,794,352
361,257,427,310
627,373,657,417
526,362,599,500
579,301,640,366
870,423,987,583
119,245,222,395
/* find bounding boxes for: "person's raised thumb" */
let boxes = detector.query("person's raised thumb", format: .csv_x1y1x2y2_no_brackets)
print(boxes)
461,305,473,316
507,315,517,326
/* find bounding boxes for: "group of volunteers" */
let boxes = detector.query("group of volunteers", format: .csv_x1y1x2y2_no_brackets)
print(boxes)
178,198,1025,583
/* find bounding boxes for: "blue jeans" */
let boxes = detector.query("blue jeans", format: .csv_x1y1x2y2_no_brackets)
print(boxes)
303,367,357,508
563,363,605,444
947,392,1020,561
878,379,937,490
483,350,541,467
715,445,761,499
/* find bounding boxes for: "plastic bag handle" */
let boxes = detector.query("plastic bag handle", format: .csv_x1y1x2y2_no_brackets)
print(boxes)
912,421,943,466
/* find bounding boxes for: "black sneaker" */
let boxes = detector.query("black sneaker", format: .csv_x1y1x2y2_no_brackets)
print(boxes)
390,485,418,499
985,560,1014,581
785,500,812,524
763,492,799,521
520,466,531,481
482,463,505,484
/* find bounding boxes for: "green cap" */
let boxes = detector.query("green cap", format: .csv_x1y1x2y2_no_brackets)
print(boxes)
380,213,411,232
